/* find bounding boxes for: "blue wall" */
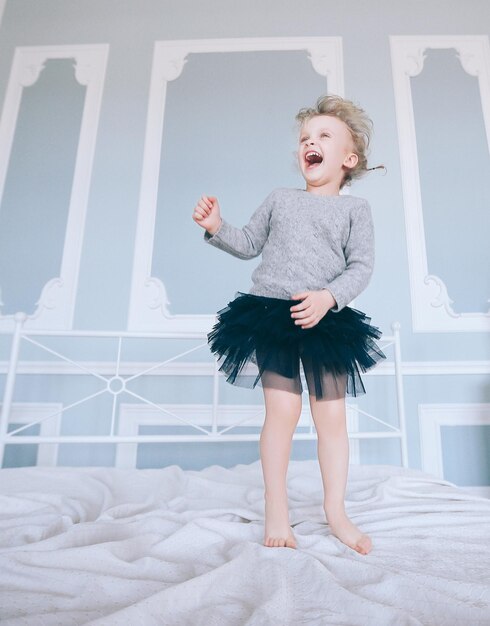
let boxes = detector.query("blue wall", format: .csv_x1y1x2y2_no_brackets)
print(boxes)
0,0,489,482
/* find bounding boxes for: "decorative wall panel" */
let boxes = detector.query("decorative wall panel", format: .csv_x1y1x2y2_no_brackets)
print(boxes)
0,44,109,329
390,35,490,332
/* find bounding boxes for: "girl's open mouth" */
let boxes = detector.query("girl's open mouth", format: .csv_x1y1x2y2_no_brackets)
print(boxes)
305,150,323,168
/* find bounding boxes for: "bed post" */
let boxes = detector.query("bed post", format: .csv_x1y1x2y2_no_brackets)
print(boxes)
392,321,409,467
0,312,26,467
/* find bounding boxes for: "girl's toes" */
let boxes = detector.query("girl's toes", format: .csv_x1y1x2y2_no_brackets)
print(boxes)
264,529,297,548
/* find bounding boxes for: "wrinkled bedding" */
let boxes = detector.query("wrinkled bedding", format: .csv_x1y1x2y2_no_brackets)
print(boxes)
0,460,489,625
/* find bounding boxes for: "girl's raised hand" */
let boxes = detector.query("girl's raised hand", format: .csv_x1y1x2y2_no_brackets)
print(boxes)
192,195,222,235
290,289,336,329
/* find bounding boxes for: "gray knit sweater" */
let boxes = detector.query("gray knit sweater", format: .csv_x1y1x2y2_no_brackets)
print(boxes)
204,187,375,313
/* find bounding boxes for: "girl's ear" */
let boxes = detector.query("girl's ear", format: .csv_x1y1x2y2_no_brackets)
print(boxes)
344,152,358,169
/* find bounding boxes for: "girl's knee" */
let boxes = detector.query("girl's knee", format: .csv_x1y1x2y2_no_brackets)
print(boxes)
309,395,347,430
263,386,302,423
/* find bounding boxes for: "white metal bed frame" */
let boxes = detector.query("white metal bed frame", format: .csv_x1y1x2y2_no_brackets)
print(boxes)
0,312,408,468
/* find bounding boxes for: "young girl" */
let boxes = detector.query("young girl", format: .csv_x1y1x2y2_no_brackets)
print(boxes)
192,94,386,556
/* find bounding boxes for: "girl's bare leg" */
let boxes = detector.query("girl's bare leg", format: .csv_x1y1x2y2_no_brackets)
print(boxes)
308,376,372,555
259,378,301,548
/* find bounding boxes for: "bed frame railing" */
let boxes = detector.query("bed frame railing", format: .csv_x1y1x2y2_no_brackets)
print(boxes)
0,313,408,468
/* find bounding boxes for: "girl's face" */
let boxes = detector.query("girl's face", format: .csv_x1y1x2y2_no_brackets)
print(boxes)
297,115,358,193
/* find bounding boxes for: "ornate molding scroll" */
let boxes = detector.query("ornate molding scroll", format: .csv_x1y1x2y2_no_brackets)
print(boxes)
0,44,109,330
390,35,490,332
128,37,344,332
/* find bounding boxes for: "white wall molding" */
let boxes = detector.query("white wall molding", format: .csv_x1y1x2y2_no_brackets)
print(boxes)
0,1,6,30
1,402,61,466
419,403,490,486
128,37,344,331
0,44,109,330
390,35,490,332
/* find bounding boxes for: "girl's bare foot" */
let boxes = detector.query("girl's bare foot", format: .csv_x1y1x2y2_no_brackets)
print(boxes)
325,507,372,555
263,495,297,548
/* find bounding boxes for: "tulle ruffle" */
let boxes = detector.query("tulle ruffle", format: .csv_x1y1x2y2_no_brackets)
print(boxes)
207,291,387,400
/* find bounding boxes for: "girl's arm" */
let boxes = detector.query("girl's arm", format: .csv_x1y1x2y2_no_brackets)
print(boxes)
324,199,375,312
204,190,275,259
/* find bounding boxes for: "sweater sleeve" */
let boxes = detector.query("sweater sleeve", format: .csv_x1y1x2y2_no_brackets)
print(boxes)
324,199,375,312
203,190,275,260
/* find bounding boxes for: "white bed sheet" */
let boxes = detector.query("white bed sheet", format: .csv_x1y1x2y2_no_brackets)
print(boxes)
0,460,489,625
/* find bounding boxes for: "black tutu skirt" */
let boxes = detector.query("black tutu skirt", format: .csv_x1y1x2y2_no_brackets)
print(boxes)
207,291,387,400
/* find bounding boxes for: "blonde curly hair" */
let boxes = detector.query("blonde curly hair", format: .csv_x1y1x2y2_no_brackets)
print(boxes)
295,94,384,189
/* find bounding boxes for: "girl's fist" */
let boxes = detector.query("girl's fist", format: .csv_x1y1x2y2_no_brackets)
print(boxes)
192,195,222,235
